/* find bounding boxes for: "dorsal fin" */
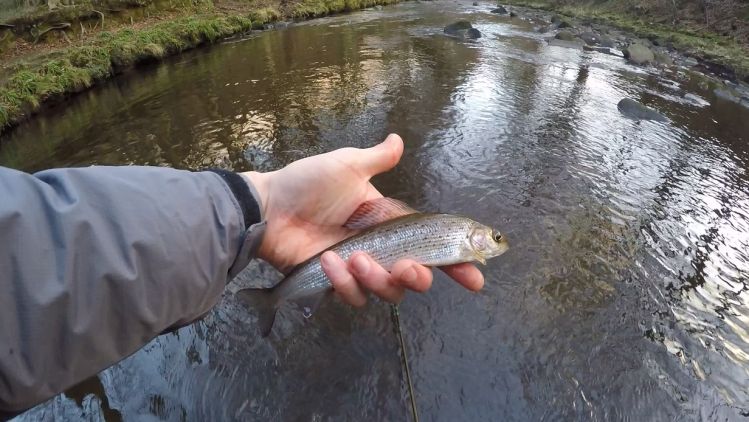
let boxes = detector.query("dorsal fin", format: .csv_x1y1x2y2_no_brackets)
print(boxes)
344,197,420,230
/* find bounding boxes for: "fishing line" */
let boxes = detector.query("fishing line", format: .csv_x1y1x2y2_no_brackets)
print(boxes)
391,304,419,422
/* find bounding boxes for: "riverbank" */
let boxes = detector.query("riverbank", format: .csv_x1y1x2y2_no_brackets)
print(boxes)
501,0,749,83
0,0,398,135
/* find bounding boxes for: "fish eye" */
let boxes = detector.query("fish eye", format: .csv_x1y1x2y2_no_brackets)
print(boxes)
492,231,502,242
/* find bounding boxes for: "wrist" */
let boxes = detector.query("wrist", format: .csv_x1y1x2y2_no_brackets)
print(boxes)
240,170,276,263
240,171,270,221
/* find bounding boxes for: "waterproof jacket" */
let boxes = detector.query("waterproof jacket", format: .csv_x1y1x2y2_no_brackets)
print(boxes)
0,166,266,418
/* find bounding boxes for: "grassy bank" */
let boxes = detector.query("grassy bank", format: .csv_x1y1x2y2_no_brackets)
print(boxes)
502,0,749,81
0,0,398,135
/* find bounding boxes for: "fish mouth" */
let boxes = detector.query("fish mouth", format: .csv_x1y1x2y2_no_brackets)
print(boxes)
491,239,510,258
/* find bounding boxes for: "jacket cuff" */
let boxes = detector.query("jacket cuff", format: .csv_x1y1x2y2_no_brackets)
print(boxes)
206,169,262,230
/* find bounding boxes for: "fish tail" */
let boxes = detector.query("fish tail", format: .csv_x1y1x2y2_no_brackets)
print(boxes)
236,287,279,337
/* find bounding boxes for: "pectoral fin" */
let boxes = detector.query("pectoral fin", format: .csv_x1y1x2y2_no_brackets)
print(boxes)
344,197,420,229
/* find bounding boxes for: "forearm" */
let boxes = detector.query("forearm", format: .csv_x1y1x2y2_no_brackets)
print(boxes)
0,166,264,414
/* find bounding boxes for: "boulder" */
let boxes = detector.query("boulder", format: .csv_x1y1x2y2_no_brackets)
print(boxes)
491,6,508,14
654,51,674,66
557,20,573,29
617,98,667,122
555,30,576,41
444,21,482,39
598,35,615,48
623,44,654,65
579,31,599,45
466,28,482,39
510,11,517,17
472,1,478,5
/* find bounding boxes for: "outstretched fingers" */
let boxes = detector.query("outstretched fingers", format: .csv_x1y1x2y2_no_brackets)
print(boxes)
321,251,368,307
439,263,485,291
348,252,405,303
323,251,483,307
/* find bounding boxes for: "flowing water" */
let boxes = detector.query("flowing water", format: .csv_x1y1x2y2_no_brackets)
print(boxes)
3,2,749,420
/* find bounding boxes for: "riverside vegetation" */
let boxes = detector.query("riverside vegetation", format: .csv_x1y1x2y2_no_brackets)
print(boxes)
0,0,398,134
1,0,748,135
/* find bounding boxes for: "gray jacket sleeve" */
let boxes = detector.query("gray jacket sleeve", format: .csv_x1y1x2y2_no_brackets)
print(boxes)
0,165,266,415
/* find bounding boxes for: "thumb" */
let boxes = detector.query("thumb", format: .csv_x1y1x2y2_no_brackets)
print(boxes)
355,133,404,176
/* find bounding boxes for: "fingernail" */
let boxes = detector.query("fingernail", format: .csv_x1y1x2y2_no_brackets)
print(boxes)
320,252,334,268
351,254,370,276
401,266,417,284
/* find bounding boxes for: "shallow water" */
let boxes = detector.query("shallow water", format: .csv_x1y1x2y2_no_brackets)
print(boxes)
3,1,749,420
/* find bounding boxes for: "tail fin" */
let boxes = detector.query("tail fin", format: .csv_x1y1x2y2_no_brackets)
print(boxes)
236,287,279,337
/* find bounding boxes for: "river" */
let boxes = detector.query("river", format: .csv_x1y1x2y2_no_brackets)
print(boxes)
3,1,749,420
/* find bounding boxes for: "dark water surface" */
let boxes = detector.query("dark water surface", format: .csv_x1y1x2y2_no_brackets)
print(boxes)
3,2,749,420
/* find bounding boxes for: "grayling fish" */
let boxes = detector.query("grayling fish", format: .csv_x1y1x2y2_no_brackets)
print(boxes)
237,197,509,336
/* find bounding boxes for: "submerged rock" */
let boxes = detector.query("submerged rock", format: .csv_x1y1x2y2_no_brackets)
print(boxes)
679,56,699,68
683,93,711,107
548,38,584,50
591,46,622,57
713,87,749,108
491,6,508,14
617,98,667,122
444,21,482,39
623,44,654,65
555,30,576,41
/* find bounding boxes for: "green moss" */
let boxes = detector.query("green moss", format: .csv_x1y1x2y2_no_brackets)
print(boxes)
503,0,749,79
292,0,397,18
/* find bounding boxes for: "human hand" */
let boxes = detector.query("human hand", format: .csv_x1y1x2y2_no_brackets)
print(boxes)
242,134,484,306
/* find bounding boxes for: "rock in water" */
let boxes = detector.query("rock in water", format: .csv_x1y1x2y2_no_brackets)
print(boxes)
444,21,482,39
623,44,654,65
555,30,576,41
654,51,674,66
472,1,478,5
617,98,667,122
548,38,584,50
466,28,482,39
579,31,599,45
598,35,615,48
491,6,508,14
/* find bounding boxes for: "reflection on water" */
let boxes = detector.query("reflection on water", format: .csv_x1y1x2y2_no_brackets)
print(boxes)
3,1,749,420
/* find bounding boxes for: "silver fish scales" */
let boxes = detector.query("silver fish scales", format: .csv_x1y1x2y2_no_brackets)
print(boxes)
237,199,509,336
